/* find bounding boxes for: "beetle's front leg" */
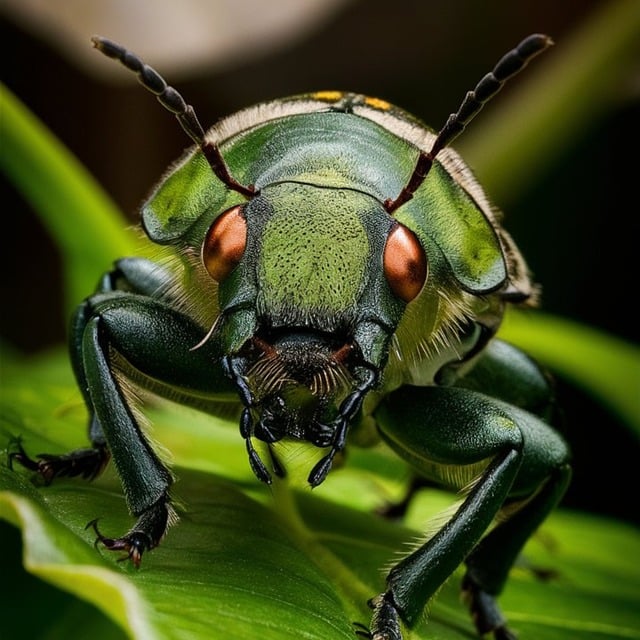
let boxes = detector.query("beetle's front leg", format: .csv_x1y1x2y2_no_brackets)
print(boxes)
78,309,174,565
12,261,234,564
369,385,570,639
75,291,235,564
9,258,169,484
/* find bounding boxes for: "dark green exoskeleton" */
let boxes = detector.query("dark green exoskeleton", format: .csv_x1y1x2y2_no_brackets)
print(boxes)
11,33,572,640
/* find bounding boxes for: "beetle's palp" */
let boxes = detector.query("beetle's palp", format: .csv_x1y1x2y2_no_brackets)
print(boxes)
386,33,553,213
308,367,378,487
91,36,255,198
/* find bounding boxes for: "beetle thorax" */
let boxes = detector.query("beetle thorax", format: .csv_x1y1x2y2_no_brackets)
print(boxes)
254,183,372,330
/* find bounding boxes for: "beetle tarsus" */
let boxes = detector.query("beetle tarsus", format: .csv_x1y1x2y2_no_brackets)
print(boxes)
461,574,516,639
367,593,403,640
87,518,150,568
8,440,109,484
86,495,173,568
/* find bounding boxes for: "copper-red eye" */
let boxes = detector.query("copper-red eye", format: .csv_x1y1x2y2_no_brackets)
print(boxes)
202,205,247,282
383,223,427,302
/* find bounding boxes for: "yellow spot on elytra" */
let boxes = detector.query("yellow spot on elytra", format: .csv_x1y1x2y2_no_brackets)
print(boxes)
312,91,344,102
364,96,391,111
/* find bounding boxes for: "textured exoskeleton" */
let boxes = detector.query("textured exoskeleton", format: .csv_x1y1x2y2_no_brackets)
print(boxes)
12,34,571,640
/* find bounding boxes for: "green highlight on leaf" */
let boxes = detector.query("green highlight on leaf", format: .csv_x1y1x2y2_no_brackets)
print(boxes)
0,83,138,316
500,309,640,437
0,489,157,639
2,349,640,639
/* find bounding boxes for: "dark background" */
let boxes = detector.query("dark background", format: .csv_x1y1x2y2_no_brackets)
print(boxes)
1,1,638,525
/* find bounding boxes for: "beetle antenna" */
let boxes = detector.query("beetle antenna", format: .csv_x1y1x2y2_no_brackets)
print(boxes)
385,33,553,213
91,36,255,198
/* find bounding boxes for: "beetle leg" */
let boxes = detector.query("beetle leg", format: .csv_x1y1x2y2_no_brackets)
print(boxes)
75,311,175,562
461,461,571,636
10,271,131,483
372,384,570,638
86,493,171,568
12,258,241,563
366,593,403,640
85,257,187,454
78,293,237,563
461,575,516,640
380,338,560,520
368,447,522,635
11,258,176,484
8,440,109,484
98,257,179,298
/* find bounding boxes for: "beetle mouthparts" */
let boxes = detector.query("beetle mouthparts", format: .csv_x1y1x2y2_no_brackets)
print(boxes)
247,331,353,400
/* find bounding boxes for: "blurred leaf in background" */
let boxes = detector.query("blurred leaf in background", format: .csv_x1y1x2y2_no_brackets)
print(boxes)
1,0,638,638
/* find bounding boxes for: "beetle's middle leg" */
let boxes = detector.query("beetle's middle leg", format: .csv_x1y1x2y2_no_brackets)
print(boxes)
376,337,561,521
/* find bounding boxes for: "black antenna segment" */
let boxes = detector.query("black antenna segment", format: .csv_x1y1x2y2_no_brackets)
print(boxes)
92,36,255,198
385,33,553,213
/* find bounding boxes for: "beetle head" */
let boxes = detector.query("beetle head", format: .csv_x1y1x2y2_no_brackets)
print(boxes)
201,181,427,484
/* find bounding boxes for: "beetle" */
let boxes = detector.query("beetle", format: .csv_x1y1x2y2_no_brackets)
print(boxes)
10,33,572,640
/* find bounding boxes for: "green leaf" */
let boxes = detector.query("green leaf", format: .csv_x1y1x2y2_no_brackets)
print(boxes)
500,309,640,437
2,349,640,640
0,84,138,316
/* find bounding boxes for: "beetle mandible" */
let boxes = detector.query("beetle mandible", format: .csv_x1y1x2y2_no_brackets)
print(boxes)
11,33,572,640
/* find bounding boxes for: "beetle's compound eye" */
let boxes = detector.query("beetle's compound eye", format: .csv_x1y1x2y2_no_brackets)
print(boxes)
202,205,247,282
383,223,427,302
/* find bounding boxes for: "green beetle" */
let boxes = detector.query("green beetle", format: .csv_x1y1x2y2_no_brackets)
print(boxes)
11,34,571,640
